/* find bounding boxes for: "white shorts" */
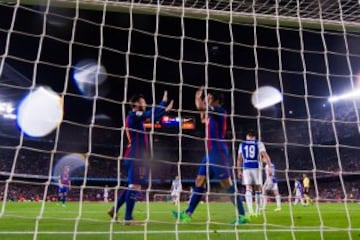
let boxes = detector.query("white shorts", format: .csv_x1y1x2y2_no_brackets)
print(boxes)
263,179,279,192
242,168,262,186
295,190,303,198
171,191,180,197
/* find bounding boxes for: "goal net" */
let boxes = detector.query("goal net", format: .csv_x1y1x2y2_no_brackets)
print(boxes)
1,0,360,239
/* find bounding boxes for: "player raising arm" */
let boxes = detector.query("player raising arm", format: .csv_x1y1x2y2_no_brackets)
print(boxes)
108,91,173,224
237,130,271,217
172,86,247,225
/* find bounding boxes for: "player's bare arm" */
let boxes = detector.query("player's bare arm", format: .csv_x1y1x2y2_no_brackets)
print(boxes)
237,153,243,179
162,90,174,112
195,86,206,111
165,100,174,112
162,90,168,102
261,151,272,176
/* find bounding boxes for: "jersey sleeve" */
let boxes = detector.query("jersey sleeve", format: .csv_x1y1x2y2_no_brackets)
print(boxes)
208,105,226,117
258,141,266,152
237,143,243,156
130,100,167,121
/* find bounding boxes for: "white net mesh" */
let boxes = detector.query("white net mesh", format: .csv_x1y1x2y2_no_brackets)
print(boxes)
1,0,360,239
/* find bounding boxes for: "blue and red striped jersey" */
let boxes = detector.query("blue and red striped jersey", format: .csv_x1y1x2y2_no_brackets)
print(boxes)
125,101,167,151
206,105,227,151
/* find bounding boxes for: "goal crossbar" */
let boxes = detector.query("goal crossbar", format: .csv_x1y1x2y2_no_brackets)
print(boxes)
3,0,360,32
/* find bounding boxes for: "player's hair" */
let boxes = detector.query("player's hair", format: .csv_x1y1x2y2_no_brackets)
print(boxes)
129,94,145,108
208,91,224,105
246,129,257,138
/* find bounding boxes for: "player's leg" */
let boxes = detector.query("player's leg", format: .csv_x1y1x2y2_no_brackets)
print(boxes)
175,192,180,205
57,187,63,206
58,187,68,207
254,185,262,215
172,174,205,223
214,155,246,220
261,180,269,211
294,195,299,205
304,188,310,205
124,184,141,223
186,174,206,215
185,155,208,216
254,169,263,214
108,187,128,220
273,186,281,211
300,193,306,205
123,160,144,223
172,157,207,223
261,189,268,211
171,192,178,205
171,192,176,204
243,169,254,215
57,187,62,203
63,190,68,206
219,178,248,224
108,153,131,220
108,158,132,220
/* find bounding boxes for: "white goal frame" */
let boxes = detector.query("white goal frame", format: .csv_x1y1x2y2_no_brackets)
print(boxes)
3,0,360,32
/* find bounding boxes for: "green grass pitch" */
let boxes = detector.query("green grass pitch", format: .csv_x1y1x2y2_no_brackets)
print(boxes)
0,201,360,240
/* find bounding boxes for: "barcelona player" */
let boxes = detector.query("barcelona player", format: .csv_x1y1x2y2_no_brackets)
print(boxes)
237,130,271,217
108,91,173,224
172,86,247,224
57,165,71,207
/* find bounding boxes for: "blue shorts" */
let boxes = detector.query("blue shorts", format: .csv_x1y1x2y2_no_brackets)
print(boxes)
124,147,148,186
58,186,69,194
197,150,231,180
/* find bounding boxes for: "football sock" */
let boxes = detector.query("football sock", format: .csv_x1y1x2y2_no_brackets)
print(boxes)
125,189,138,221
276,194,281,208
245,190,254,214
115,189,128,212
226,185,245,216
255,191,261,213
186,186,205,215
262,195,268,209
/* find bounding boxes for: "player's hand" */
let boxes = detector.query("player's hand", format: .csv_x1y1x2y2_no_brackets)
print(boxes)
165,100,174,112
196,86,204,99
237,171,242,179
162,91,168,102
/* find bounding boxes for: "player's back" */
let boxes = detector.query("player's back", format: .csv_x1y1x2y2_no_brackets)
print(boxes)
240,140,260,169
172,180,181,191
295,180,302,193
303,177,310,188
61,172,70,185
206,106,227,151
125,111,148,149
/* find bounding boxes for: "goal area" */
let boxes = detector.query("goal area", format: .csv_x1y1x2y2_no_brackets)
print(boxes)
1,0,360,239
